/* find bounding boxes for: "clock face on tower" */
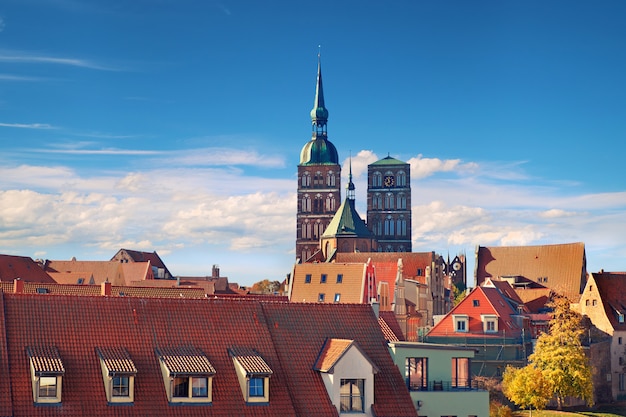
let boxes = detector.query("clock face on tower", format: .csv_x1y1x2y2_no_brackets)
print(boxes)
453,262,462,271
383,175,395,187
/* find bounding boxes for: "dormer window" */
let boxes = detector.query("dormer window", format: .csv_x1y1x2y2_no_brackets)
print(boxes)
156,346,216,404
453,315,468,333
27,346,65,405
229,347,273,404
96,347,137,404
314,338,379,415
481,315,498,333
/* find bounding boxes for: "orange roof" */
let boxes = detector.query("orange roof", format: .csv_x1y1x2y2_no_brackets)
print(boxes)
336,252,435,280
96,346,138,374
45,260,127,285
0,254,55,283
0,281,208,298
313,338,354,372
476,242,587,302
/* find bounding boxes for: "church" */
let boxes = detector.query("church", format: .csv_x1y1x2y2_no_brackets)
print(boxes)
296,56,412,263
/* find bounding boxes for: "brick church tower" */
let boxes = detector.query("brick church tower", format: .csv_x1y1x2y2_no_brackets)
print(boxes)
296,56,341,262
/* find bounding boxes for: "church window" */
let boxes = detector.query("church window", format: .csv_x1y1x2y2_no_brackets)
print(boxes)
385,245,393,252
313,194,324,214
301,172,311,188
325,194,336,212
373,172,382,187
372,218,382,236
384,216,394,236
313,171,324,187
302,195,311,212
397,218,406,236
302,221,311,239
326,171,336,187
313,220,324,239
373,193,382,210
397,171,406,186
384,193,394,209
397,193,407,209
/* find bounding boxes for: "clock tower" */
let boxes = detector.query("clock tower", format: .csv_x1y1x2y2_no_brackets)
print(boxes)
296,55,341,262
366,156,412,252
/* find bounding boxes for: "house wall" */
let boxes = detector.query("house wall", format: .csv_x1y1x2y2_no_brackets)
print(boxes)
320,346,376,417
388,342,489,417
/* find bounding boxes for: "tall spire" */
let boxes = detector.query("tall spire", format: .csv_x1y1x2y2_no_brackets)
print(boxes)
310,47,329,138
346,154,355,201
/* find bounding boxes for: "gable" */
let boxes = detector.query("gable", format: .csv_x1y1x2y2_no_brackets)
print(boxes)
290,263,365,303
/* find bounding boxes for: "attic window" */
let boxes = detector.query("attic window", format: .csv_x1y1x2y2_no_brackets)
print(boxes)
27,346,65,404
229,347,273,404
481,315,498,333
36,288,49,294
96,347,137,404
619,314,625,324
334,293,341,303
318,293,325,302
473,300,480,307
453,315,468,333
77,278,84,285
156,346,216,404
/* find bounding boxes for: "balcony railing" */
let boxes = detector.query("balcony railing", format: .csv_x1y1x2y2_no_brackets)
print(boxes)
408,379,485,392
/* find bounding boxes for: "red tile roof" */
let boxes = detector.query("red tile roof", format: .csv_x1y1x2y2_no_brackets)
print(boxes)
336,252,435,280
157,346,216,375
27,346,65,375
0,292,416,416
591,272,626,331
476,242,587,302
0,254,55,283
96,347,137,374
313,338,354,372
228,347,273,376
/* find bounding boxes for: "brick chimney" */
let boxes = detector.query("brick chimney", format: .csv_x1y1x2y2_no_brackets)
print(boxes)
101,280,112,296
13,278,24,294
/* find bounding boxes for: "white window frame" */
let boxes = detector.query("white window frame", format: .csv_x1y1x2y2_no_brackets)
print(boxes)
481,314,498,333
453,315,469,333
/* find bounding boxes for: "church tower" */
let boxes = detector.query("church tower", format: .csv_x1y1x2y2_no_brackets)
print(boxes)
366,156,412,252
296,55,341,262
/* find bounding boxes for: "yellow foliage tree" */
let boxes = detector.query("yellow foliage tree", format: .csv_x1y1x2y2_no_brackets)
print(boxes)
502,365,551,416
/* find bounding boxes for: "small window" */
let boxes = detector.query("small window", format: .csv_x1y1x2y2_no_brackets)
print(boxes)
248,377,264,397
77,278,84,285
39,376,58,398
336,274,343,283
318,293,325,302
486,321,496,332
457,320,466,331
305,274,311,283
334,293,341,303
619,337,623,345
473,299,480,307
320,274,327,283
586,299,590,306
174,376,209,398
417,268,423,276
340,379,364,412
592,299,597,306
589,285,593,291
112,376,130,397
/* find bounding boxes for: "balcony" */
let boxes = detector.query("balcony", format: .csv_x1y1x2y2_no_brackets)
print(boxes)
408,379,485,392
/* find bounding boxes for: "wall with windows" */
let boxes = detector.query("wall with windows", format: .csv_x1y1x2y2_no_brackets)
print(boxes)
388,341,488,417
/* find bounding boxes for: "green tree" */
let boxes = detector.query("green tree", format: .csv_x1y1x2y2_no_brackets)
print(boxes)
452,282,467,306
502,365,551,416
503,296,594,410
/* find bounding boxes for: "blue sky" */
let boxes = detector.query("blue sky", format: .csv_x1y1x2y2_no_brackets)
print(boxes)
1,0,625,286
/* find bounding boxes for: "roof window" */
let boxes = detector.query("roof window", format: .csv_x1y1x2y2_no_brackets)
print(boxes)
28,346,65,405
96,347,137,404
156,346,216,404
229,346,273,404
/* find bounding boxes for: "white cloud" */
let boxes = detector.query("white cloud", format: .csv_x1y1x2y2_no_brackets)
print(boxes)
0,50,118,71
0,122,55,129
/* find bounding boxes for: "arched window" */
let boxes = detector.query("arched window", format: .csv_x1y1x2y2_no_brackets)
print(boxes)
371,217,382,236
302,195,311,212
313,194,324,213
397,171,406,187
301,172,311,188
326,171,336,187
313,220,324,239
302,221,311,239
384,216,394,236
325,194,336,212
313,171,323,187
373,193,382,210
385,193,394,209
385,244,394,252
373,172,382,187
397,193,406,209
397,218,407,236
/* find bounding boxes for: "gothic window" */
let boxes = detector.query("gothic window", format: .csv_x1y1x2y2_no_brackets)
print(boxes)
385,244,394,252
397,171,406,186
397,217,407,236
397,193,407,209
313,220,324,239
301,172,311,188
313,171,324,187
313,194,324,213
302,221,311,239
326,171,336,187
384,216,394,236
325,194,336,212
373,172,382,187
385,193,394,209
372,218,382,236
302,195,311,212
373,193,382,210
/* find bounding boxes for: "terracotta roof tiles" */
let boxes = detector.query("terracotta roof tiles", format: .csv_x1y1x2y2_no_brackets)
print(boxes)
96,346,137,375
313,338,354,372
157,346,216,375
229,347,273,375
27,346,65,375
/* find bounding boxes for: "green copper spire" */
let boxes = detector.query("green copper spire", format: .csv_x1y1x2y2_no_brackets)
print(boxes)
310,50,328,137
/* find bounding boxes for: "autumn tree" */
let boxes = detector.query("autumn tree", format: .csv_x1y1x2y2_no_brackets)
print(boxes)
503,296,593,411
250,279,282,294
502,365,551,416
452,282,467,306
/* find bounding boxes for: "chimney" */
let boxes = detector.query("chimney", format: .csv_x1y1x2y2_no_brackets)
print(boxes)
101,280,112,296
212,264,220,278
13,278,24,294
